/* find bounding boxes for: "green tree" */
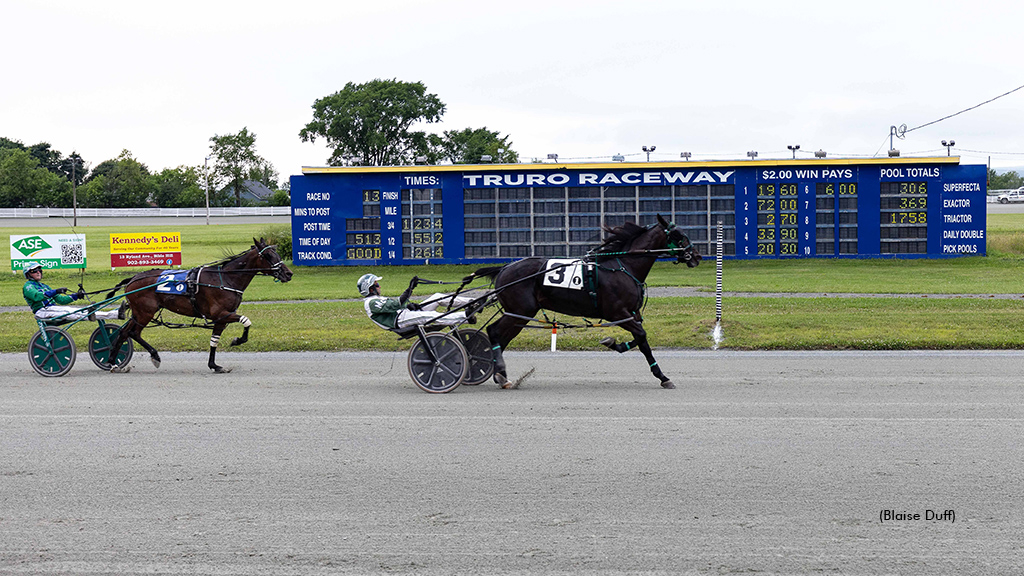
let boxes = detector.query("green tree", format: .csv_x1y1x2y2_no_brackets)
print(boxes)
267,189,291,206
151,166,205,207
299,79,446,166
209,127,273,207
429,127,519,164
248,159,279,190
0,148,72,207
989,168,1023,190
79,150,154,208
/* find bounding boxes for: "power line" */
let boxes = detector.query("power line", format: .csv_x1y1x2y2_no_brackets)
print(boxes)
905,83,1024,133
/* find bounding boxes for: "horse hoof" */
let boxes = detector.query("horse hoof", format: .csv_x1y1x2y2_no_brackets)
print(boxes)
494,373,509,388
150,357,160,368
230,338,244,347
661,380,676,389
212,366,232,374
600,337,617,349
110,365,131,374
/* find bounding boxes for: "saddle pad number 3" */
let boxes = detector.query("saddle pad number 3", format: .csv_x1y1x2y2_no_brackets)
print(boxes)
543,259,584,290
155,271,188,294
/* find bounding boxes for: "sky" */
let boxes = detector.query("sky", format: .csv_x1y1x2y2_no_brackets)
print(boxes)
5,0,1024,183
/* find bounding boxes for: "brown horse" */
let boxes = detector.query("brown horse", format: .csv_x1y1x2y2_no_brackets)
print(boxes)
472,215,700,389
105,238,293,373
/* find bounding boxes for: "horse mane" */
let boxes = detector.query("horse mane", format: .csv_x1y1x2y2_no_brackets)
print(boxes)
206,246,255,268
592,221,649,257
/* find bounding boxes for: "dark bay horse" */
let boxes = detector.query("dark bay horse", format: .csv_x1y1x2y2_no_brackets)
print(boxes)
105,238,292,373
472,215,700,389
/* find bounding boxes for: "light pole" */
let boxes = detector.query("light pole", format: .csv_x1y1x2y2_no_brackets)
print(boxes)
747,151,758,160
941,139,956,156
71,153,77,226
204,156,211,225
680,152,691,161
642,145,656,162
787,144,800,159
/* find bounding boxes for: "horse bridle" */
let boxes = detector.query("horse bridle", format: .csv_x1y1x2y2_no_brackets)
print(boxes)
658,221,697,263
257,244,289,280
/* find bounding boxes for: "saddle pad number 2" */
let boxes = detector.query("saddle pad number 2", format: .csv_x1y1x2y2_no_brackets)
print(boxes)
154,272,188,294
543,259,584,290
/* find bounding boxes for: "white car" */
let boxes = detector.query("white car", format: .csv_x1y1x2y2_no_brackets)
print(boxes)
997,189,1024,203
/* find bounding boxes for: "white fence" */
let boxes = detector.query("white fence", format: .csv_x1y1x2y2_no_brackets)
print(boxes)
0,207,291,218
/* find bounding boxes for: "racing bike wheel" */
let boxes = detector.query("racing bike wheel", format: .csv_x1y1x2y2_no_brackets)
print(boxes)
88,322,134,370
407,332,468,394
456,328,494,386
28,327,77,377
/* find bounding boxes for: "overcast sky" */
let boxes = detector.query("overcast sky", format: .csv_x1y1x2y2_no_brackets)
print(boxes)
5,0,1024,182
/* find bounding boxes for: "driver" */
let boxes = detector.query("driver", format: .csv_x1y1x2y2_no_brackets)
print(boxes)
22,262,125,322
357,273,478,329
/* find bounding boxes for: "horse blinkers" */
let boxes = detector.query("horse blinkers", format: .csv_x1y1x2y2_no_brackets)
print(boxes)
662,222,701,268
254,238,294,283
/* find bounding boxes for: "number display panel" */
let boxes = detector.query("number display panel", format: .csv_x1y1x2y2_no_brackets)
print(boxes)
290,159,985,265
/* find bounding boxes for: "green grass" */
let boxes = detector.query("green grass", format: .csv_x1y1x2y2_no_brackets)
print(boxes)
4,218,1024,352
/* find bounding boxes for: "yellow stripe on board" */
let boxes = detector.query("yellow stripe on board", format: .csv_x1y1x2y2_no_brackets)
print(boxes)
302,156,962,175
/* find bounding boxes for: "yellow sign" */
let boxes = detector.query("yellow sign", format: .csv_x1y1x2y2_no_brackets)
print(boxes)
110,232,181,254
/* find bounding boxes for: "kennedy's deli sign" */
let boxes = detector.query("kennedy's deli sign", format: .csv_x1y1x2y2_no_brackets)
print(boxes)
110,232,182,268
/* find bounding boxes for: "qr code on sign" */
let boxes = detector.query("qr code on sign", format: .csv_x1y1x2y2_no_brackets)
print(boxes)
61,243,84,265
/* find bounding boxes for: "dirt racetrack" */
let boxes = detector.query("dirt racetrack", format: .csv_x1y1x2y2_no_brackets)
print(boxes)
1,349,1022,575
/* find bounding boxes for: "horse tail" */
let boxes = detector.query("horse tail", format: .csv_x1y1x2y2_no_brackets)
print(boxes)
464,266,504,284
105,277,132,300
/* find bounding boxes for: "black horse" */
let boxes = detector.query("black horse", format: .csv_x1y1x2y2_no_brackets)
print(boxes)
105,238,293,373
472,214,700,389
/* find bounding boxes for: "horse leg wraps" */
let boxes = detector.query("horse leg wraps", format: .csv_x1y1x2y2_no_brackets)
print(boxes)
210,334,220,348
239,315,252,328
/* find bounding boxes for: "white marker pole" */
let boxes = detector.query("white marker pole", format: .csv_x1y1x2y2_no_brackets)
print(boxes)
550,325,557,352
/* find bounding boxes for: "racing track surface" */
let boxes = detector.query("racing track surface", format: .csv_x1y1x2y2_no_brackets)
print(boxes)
1,349,1022,575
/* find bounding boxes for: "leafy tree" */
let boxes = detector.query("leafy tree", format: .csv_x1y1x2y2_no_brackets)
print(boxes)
429,127,519,164
989,168,1023,190
79,150,154,208
248,159,279,190
209,127,273,207
84,158,117,184
267,189,291,206
0,137,25,152
299,79,446,166
151,166,205,207
59,152,87,187
0,148,72,208
28,142,63,175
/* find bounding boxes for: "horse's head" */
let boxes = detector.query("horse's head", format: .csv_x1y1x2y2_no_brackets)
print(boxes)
658,214,701,268
253,237,293,282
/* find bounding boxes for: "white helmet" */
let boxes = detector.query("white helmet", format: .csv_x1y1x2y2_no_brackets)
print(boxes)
357,273,382,296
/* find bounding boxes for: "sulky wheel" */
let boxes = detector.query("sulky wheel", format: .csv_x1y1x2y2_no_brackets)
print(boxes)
407,332,469,394
456,328,494,386
28,327,77,377
88,322,134,370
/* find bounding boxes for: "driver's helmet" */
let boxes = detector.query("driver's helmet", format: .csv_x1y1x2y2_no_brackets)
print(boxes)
357,273,383,296
22,261,42,279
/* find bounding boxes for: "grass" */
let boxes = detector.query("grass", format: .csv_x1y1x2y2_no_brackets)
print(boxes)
3,217,1024,352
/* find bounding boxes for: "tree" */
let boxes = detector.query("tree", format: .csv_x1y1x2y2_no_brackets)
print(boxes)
989,168,1023,190
209,127,273,207
0,148,72,207
247,159,279,190
150,166,205,207
79,150,154,208
429,127,519,164
299,79,446,166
